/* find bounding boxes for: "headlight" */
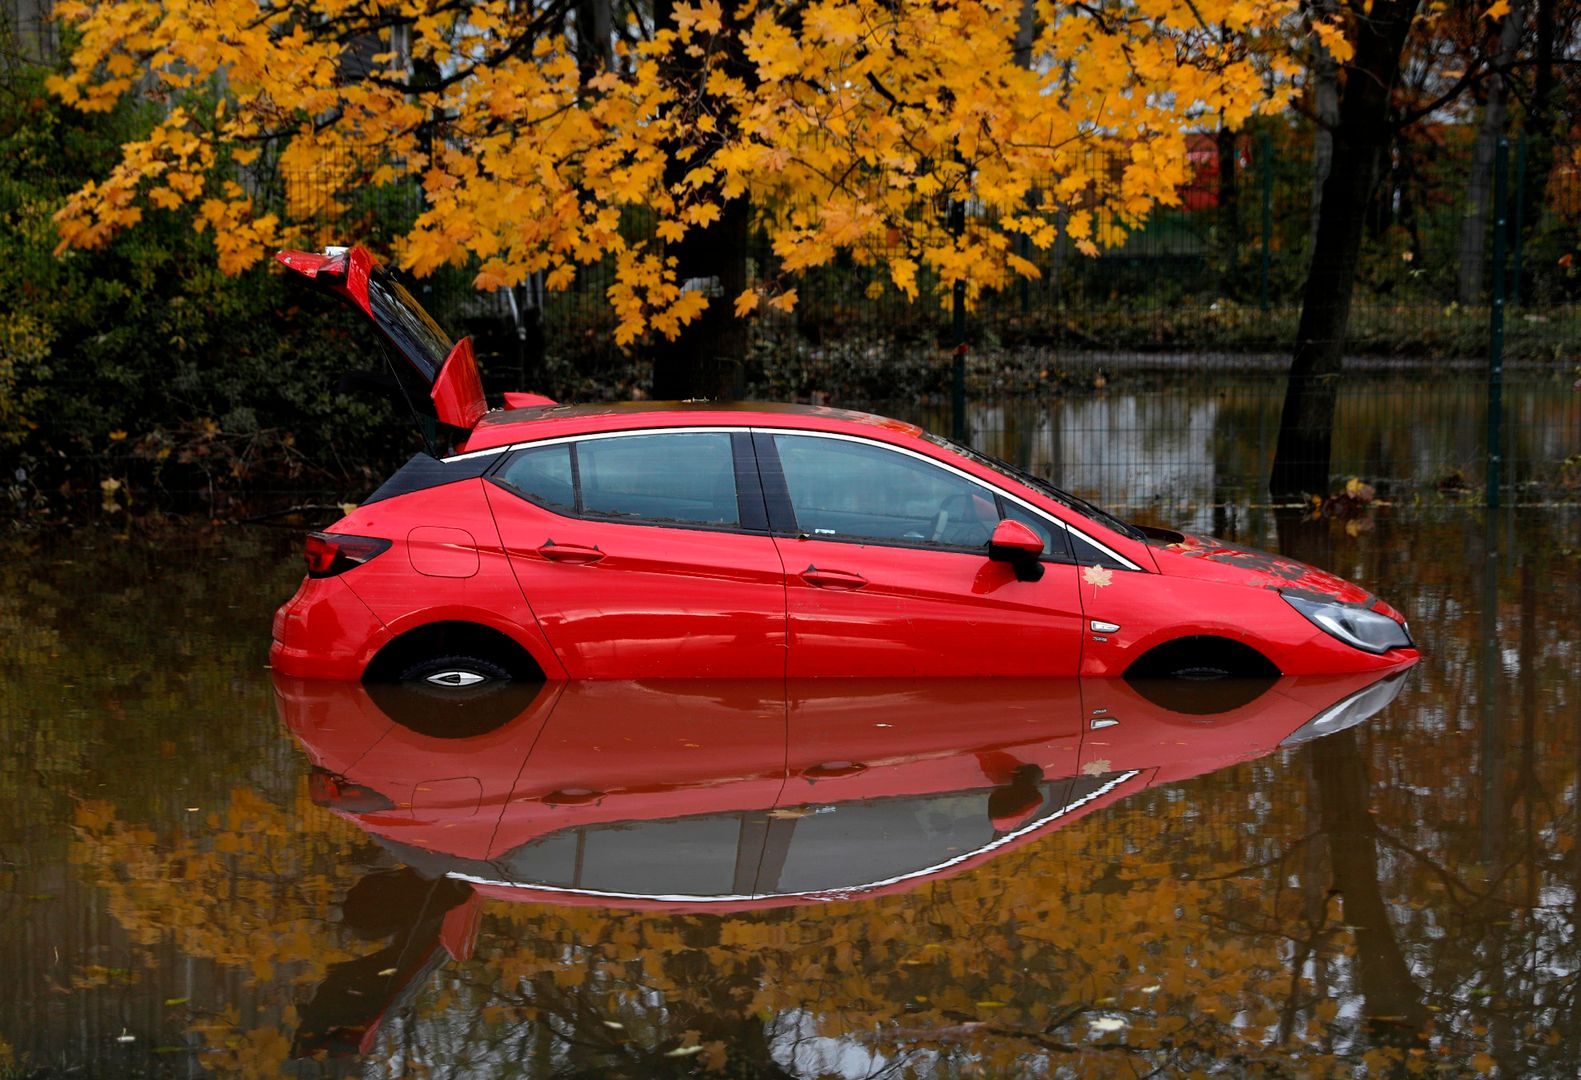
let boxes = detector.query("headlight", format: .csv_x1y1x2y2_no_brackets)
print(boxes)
1282,593,1413,654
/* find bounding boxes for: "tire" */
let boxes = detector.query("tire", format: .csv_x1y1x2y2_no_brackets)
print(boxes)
366,654,534,738
1165,663,1235,681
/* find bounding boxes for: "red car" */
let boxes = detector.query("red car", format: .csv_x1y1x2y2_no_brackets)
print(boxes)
270,246,1418,687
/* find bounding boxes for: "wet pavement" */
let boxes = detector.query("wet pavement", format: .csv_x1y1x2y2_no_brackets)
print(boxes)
1,505,1578,1077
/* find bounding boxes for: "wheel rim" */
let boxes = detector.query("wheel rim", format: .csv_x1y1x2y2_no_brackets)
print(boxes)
424,669,489,687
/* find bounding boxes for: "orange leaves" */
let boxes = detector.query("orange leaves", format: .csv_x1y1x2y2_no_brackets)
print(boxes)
49,0,1295,330
1311,17,1357,64
674,0,727,35
608,248,708,345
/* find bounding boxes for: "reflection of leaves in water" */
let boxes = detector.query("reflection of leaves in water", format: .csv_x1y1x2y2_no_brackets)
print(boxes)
69,786,369,1073
18,523,1581,1077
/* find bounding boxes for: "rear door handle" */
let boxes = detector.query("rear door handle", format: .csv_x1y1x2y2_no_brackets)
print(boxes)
801,566,867,590
538,540,605,564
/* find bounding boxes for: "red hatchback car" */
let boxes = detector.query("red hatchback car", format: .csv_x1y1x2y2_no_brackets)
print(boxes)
269,246,1418,686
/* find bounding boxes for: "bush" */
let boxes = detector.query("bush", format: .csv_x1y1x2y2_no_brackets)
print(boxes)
1,60,416,520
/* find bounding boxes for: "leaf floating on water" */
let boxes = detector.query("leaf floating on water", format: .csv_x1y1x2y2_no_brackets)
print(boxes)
1089,1017,1127,1034
164,997,189,1006
976,1000,1007,1008
664,1045,705,1058
603,1021,624,1029
377,967,397,977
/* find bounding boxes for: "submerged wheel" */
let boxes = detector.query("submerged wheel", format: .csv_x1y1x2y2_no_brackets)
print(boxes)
397,654,512,688
368,654,536,739
1163,662,1236,681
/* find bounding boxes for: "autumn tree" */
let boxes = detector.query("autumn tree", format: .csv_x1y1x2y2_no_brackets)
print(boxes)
1269,0,1576,497
48,0,1308,398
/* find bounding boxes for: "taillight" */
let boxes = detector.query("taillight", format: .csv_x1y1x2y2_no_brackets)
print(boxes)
304,532,391,578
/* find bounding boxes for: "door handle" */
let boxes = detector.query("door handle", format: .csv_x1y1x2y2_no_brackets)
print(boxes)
801,565,867,590
802,760,868,780
538,540,605,564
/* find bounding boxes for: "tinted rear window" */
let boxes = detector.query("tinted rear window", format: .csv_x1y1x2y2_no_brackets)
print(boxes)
579,433,740,528
495,443,576,513
367,267,453,380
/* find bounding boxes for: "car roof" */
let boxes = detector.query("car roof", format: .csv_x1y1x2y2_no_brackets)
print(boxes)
460,400,925,451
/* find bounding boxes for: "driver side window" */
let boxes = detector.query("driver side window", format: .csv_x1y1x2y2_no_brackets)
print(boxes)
771,434,1000,550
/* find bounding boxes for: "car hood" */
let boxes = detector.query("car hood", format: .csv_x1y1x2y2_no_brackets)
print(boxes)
1144,529,1401,615
277,246,486,432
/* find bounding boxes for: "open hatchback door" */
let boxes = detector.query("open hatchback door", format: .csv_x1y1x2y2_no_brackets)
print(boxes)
277,246,487,435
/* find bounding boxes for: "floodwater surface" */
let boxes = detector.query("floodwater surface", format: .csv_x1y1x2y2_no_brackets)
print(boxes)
1,506,1578,1077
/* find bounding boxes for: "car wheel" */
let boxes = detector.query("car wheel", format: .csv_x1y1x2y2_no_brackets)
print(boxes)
398,655,512,688
369,655,536,739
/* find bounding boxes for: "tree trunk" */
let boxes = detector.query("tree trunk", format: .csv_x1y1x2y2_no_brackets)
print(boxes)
1013,0,1037,67
647,0,752,401
1307,0,1342,243
1216,123,1239,296
1269,0,1421,500
573,0,613,83
650,196,751,399
1310,727,1432,1047
1456,1,1526,305
1519,0,1557,302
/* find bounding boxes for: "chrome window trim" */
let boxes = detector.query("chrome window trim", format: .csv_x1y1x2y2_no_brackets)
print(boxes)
450,424,1144,572
757,428,1144,572
443,769,1142,903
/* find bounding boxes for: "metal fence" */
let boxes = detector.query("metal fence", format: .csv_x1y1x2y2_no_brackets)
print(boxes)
337,127,1574,512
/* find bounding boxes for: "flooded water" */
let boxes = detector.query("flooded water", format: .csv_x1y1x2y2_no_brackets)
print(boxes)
2,506,1578,1077
882,372,1580,517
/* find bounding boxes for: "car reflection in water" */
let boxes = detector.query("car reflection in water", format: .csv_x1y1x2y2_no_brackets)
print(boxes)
275,668,1411,1056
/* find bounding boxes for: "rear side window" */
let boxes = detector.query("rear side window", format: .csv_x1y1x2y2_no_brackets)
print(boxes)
579,433,740,527
495,443,575,513
493,432,742,529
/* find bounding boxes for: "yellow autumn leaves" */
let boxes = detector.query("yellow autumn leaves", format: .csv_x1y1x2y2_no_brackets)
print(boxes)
49,0,1319,346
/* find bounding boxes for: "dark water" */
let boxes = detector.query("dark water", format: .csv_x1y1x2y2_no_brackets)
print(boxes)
1,506,1577,1077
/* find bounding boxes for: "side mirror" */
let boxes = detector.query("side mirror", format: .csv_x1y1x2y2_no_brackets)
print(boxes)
988,519,1046,582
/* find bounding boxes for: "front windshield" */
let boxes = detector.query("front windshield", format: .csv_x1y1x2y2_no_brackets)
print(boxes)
922,433,1144,542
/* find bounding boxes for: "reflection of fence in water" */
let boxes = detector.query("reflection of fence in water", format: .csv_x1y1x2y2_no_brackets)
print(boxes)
873,373,1578,513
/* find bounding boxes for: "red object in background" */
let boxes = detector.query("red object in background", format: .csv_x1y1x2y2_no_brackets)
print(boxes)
270,246,1419,685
